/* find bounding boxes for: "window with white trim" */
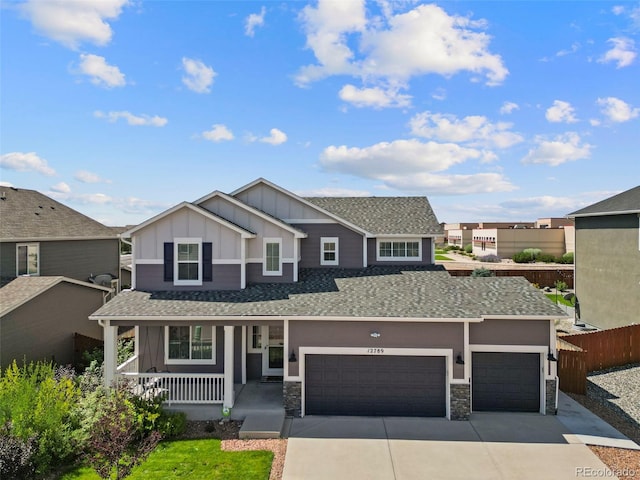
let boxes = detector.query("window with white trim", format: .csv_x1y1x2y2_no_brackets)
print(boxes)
17,243,39,276
263,238,282,276
377,239,421,261
174,238,202,286
320,237,339,266
248,326,262,353
165,325,215,364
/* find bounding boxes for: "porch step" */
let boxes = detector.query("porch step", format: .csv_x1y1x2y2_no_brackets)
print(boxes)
239,412,285,439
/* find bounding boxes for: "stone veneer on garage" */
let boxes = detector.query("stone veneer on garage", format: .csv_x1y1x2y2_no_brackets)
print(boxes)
283,381,302,417
546,379,558,415
450,384,471,420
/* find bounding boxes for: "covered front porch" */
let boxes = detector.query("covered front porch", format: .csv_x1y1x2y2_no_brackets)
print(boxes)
102,321,286,412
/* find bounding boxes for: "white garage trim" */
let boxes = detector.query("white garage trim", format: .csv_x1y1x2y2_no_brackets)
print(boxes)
297,346,452,419
469,344,547,414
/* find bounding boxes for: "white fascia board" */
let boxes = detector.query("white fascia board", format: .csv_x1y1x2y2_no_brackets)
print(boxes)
194,190,307,238
568,209,640,219
481,314,572,321
231,177,371,236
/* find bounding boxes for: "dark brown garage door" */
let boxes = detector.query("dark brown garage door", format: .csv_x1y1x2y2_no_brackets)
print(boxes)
472,352,540,412
305,355,446,417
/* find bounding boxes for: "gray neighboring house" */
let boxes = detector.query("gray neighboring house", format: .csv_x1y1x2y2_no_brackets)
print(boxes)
91,178,567,420
568,185,640,329
0,186,120,368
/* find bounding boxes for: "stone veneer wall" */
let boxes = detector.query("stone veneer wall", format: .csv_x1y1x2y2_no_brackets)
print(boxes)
545,379,557,415
450,383,470,420
284,381,302,417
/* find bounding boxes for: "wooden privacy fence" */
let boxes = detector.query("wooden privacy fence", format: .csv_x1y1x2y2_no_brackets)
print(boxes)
446,268,574,288
557,324,640,394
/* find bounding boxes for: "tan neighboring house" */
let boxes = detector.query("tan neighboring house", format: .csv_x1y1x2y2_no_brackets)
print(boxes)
0,186,120,368
91,178,567,421
568,185,640,329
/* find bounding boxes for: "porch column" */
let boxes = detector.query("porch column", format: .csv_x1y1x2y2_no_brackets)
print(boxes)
103,320,118,387
223,325,235,408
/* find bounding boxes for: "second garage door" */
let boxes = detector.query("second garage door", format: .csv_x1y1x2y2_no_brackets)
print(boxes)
305,354,446,417
472,352,541,412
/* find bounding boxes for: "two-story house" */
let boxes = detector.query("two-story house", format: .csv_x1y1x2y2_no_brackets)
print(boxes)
91,178,566,420
0,186,119,367
568,185,640,329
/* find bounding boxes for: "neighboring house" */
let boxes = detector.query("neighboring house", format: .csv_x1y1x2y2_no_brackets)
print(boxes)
0,276,111,368
91,178,566,420
0,186,120,367
472,227,568,258
0,186,120,284
568,185,640,329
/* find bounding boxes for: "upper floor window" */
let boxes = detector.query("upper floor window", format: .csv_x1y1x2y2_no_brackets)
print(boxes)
175,238,202,286
263,238,282,276
17,243,39,276
165,325,215,364
377,239,421,261
321,237,339,266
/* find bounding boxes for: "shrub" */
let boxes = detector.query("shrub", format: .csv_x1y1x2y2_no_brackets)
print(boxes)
554,280,568,292
157,411,187,438
0,427,37,480
522,248,541,259
537,253,557,263
560,252,574,264
471,267,495,277
512,251,533,263
464,244,473,254
478,254,501,263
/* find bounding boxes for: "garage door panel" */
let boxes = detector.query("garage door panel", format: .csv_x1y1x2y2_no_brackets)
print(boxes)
472,352,540,413
305,355,446,417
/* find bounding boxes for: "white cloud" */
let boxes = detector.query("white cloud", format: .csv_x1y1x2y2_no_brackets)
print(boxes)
599,37,637,68
378,172,516,195
202,124,234,142
338,84,411,108
296,187,371,197
546,100,578,123
296,1,507,88
50,182,71,193
521,132,593,167
77,54,126,88
556,42,580,57
0,151,56,176
500,102,519,115
259,128,288,145
409,111,523,149
74,170,111,184
245,6,266,37
0,181,15,187
94,110,168,126
181,57,216,93
596,97,639,123
19,0,129,50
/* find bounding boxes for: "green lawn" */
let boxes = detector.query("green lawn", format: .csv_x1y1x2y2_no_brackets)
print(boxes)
435,254,453,261
545,293,573,307
58,439,273,480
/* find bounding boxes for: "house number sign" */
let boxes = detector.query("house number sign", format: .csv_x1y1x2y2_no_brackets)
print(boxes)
367,348,384,354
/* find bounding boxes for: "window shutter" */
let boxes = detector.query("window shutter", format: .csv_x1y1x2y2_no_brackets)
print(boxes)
164,243,174,281
203,242,213,282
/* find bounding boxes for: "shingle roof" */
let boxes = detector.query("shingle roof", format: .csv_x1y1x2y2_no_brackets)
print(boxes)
0,187,117,240
91,267,566,320
0,276,110,317
304,197,442,235
569,185,640,217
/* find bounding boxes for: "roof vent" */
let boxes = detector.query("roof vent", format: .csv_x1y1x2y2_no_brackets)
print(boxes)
0,192,5,200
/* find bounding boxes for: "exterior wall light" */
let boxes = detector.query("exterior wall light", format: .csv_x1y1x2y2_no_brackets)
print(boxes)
456,353,465,365
289,350,297,362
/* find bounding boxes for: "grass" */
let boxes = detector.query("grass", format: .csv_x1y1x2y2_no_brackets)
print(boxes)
58,439,273,480
435,254,453,261
545,293,573,307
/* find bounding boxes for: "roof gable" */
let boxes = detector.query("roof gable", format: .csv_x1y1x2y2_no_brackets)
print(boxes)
0,187,117,241
569,185,640,217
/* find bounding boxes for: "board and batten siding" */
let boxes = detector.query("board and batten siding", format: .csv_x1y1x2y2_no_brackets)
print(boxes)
234,183,334,222
294,223,364,268
287,320,464,379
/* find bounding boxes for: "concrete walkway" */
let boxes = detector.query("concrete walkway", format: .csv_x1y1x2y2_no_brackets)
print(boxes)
282,406,625,480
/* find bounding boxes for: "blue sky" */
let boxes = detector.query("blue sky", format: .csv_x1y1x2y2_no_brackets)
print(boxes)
1,1,639,227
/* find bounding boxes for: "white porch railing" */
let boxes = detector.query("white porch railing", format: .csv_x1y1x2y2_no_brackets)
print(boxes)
118,372,225,405
116,355,139,374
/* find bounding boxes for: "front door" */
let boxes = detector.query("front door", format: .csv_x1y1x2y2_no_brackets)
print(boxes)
262,325,284,376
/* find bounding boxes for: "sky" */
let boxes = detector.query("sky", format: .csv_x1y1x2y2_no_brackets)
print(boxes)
1,0,639,227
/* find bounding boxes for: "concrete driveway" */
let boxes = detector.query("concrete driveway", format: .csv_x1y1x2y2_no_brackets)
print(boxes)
282,413,618,480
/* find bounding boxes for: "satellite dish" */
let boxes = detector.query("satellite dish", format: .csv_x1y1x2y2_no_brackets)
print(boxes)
89,273,116,287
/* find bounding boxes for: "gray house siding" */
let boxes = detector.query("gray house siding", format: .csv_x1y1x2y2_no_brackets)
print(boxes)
1,282,104,369
287,320,464,379
0,239,119,282
246,262,294,284
574,214,640,329
469,319,551,346
367,237,433,266
293,223,364,268
135,264,241,291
